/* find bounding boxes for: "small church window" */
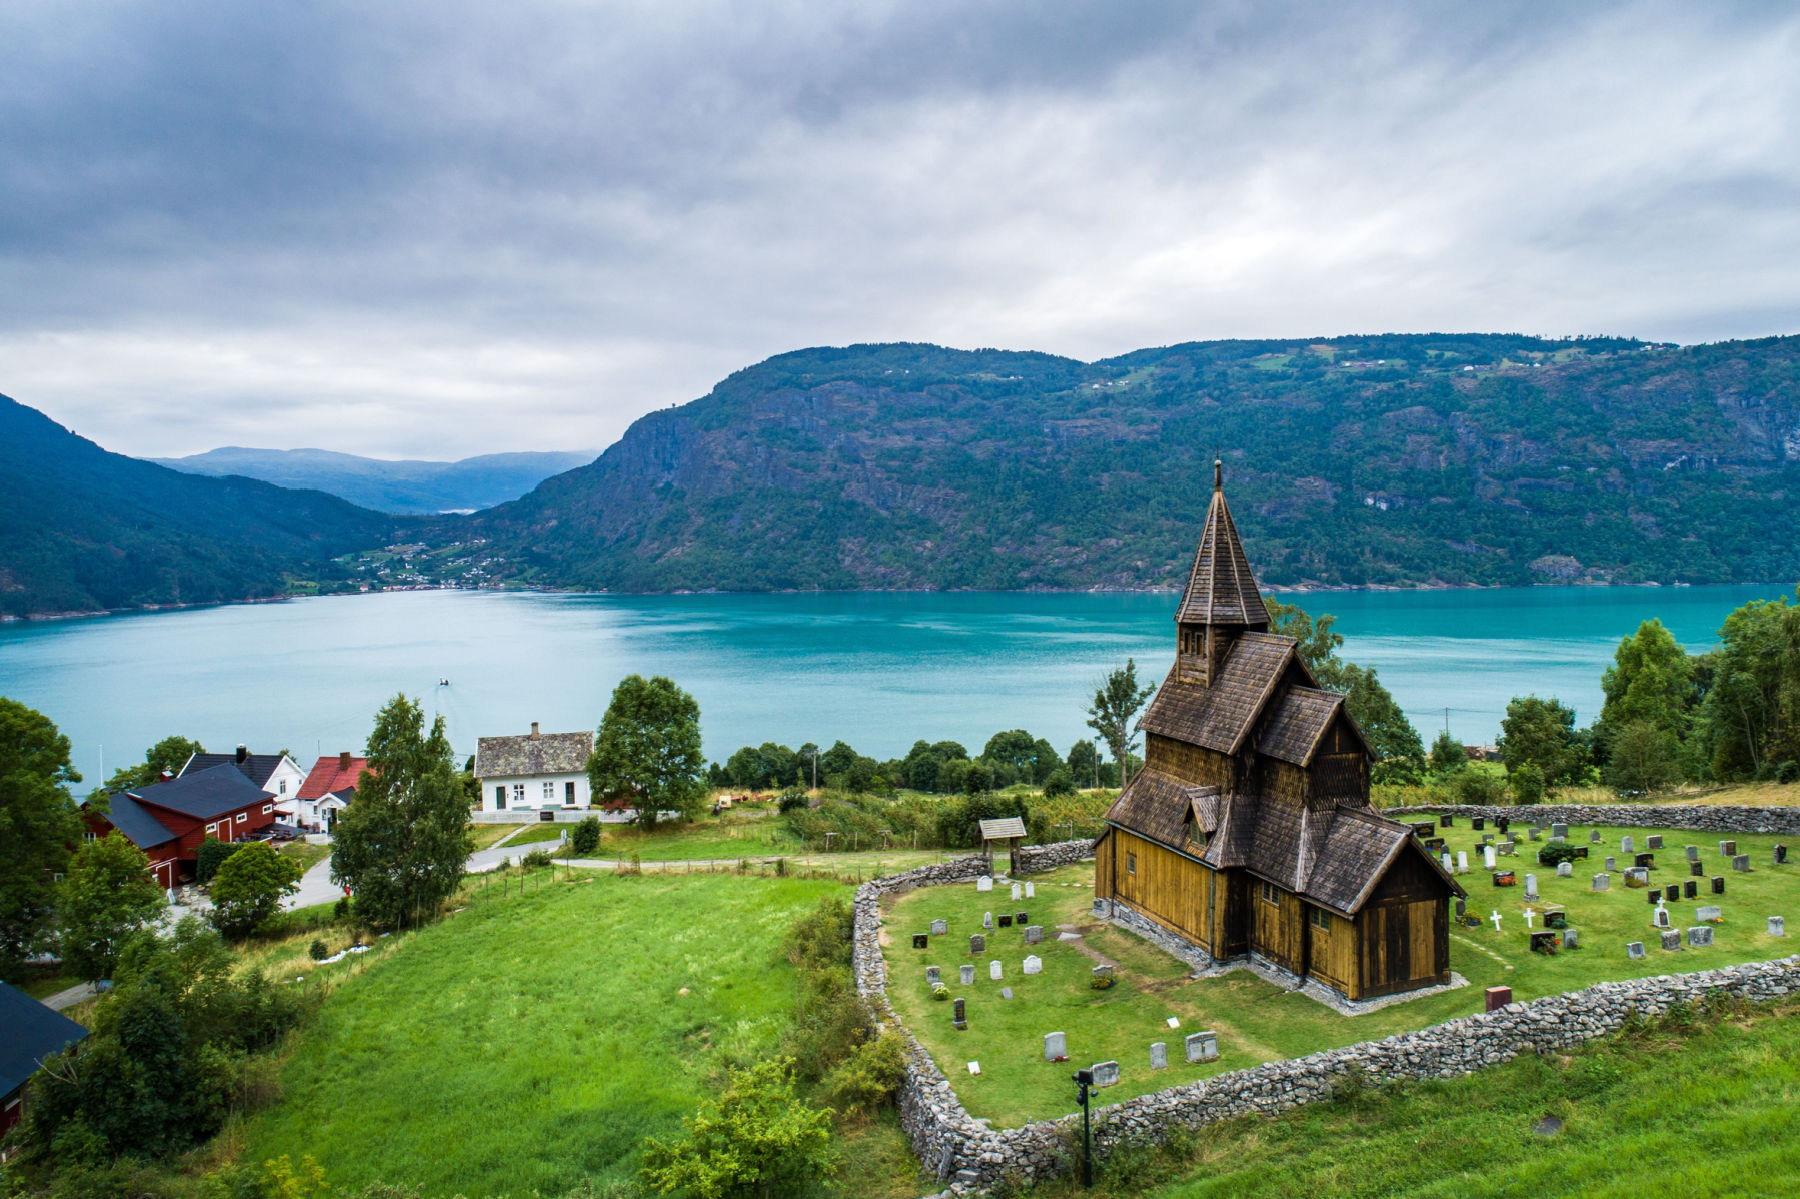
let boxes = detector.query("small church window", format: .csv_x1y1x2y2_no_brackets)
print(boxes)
1127,852,1137,875
1260,881,1280,907
1309,906,1331,931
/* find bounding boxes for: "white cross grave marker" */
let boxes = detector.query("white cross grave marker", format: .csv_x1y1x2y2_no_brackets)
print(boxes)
1490,911,1503,932
1524,908,1537,929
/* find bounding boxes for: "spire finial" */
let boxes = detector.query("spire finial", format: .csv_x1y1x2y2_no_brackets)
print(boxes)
1213,458,1223,492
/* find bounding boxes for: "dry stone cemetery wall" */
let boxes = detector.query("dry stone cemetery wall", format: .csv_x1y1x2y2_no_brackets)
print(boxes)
1013,838,1096,873
1389,802,1800,836
853,836,1800,1195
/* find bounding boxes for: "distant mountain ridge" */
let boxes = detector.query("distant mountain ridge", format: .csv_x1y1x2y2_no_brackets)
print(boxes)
0,395,399,618
433,334,1800,593
151,446,595,514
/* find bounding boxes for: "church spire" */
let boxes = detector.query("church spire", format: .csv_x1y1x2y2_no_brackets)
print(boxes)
1176,461,1269,629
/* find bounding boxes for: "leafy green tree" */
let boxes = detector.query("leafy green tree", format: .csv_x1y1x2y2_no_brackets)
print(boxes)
639,1057,836,1198
1267,598,1427,777
1498,696,1585,787
331,694,473,930
1606,719,1685,794
58,833,166,980
1428,728,1466,776
963,760,994,797
819,739,858,781
1509,762,1546,804
1066,739,1102,788
570,815,602,856
0,698,83,980
899,740,968,793
105,734,205,791
1697,594,1800,779
589,675,706,829
1042,767,1076,798
207,843,303,939
1086,660,1156,785
194,835,246,883
1599,619,1699,780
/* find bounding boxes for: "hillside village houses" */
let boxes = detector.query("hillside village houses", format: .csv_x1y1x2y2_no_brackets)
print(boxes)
475,722,593,814
291,751,371,832
81,762,279,888
180,745,307,806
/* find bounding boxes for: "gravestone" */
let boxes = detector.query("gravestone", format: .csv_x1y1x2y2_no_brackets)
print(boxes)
1500,841,1517,856
1150,1042,1168,1070
998,915,1013,928
1482,834,1496,845
1011,882,1023,901
912,934,928,949
1530,930,1558,954
1776,846,1789,866
1552,823,1569,839
1493,869,1517,887
1092,1060,1120,1088
1770,916,1786,936
1590,829,1603,844
1044,1031,1066,1061
1473,817,1485,830
1025,925,1044,945
968,1061,980,1075
1563,927,1580,950
1686,926,1714,947
1497,817,1511,834
1622,835,1634,854
1684,879,1698,899
1441,851,1454,873
1734,854,1752,873
930,919,947,936
983,911,993,930
1485,985,1512,1011
1720,840,1737,857
1457,850,1469,872
1635,852,1655,869
1425,837,1446,851
960,964,975,985
1023,955,1043,975
1653,907,1670,929
1544,907,1566,928
1483,845,1497,870
1524,874,1539,900
1442,813,1455,826
1691,861,1705,877
1646,834,1664,850
989,960,1003,981
1696,905,1722,922
1625,867,1648,887
1185,1031,1219,1062
1606,856,1618,872
1661,930,1682,951
1592,873,1610,891
1455,896,1467,917
1001,988,1013,999
1627,941,1646,959
1557,862,1573,878
1529,827,1541,841
1016,911,1029,924
1025,881,1036,898
1091,964,1114,986
1665,884,1681,903
1648,887,1661,906
953,998,967,1029
1712,876,1726,894
969,934,985,954
1686,844,1700,862
976,876,993,892
926,966,941,985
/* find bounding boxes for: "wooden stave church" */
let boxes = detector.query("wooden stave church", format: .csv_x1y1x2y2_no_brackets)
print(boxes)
1094,464,1465,1003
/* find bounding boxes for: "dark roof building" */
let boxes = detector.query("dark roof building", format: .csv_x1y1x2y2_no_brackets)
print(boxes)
1096,463,1463,1006
183,747,293,789
129,764,274,822
0,981,89,1135
474,724,593,778
82,763,278,887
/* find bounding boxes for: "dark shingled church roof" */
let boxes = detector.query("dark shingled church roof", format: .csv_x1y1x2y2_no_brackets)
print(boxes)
1257,687,1347,766
1175,461,1270,629
1103,769,1219,853
1140,632,1295,755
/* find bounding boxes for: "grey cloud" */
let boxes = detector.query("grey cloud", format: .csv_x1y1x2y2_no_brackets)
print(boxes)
1,1,1797,458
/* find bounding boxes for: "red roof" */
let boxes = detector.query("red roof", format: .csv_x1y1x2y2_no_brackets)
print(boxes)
298,756,370,800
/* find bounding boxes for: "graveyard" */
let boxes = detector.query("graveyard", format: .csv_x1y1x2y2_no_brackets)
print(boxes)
880,822,1800,1128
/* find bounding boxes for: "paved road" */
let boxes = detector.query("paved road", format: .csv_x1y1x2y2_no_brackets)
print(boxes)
41,982,100,1011
289,853,346,909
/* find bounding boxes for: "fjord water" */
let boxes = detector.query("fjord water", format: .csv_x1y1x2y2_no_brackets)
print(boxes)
0,585,1788,776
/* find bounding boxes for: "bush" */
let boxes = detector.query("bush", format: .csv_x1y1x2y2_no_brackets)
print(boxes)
334,896,352,922
1509,762,1546,805
570,816,602,857
208,843,305,940
639,1058,835,1197
1042,767,1075,798
822,1030,908,1119
778,788,810,813
195,836,248,884
1453,768,1508,806
308,939,329,961
520,848,554,869
1537,841,1587,867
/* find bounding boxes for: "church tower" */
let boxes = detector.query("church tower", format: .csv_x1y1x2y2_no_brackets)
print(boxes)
1174,461,1269,686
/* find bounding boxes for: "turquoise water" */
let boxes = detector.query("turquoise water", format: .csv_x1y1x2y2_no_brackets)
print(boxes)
0,585,1789,777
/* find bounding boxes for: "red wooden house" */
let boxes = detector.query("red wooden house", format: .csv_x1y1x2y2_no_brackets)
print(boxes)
82,763,278,887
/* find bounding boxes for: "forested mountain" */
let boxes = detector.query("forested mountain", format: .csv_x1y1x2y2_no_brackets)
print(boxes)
151,447,595,514
436,334,1800,592
0,395,400,618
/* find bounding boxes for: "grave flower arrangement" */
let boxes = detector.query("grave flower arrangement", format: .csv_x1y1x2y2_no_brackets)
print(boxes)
931,982,949,1001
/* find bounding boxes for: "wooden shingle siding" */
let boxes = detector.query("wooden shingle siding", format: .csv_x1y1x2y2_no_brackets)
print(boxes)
1145,735,1237,791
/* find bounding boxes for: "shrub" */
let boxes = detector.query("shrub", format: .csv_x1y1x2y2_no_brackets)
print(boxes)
308,939,329,961
1453,768,1508,806
777,789,809,813
1509,762,1546,805
520,848,554,869
195,835,248,884
1537,841,1587,867
333,897,352,922
931,981,949,1001
208,843,305,940
1042,767,1075,798
570,815,602,857
822,1030,908,1119
638,1058,835,1198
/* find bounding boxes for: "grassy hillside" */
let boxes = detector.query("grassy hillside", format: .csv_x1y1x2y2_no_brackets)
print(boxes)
242,869,876,1197
1026,995,1800,1198
433,335,1800,592
0,394,399,617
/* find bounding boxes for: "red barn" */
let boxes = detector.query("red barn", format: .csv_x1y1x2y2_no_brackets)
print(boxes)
82,763,277,886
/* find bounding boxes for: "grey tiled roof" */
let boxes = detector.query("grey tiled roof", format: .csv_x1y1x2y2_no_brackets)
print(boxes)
474,730,593,778
1175,480,1270,628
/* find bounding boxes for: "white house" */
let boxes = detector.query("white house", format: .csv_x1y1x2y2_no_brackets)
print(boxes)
289,751,369,833
474,722,593,813
180,745,306,812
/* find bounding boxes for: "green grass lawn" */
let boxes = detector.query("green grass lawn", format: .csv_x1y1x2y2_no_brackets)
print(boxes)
883,823,1800,1128
1025,997,1800,1198
467,823,525,851
597,808,812,860
278,841,331,872
244,870,859,1197
503,822,570,846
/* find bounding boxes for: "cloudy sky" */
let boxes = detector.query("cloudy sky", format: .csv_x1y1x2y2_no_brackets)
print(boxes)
4,2,1799,459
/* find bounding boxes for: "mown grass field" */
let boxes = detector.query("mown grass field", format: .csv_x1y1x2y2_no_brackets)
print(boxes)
1026,996,1800,1198
884,823,1800,1127
243,869,906,1198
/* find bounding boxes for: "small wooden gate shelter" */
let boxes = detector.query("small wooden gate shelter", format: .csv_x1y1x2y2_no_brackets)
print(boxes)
978,817,1027,874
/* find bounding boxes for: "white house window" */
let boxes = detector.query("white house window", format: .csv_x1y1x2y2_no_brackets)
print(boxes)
512,783,525,803
262,804,273,814
83,831,96,842
495,785,507,809
236,813,248,823
542,781,555,801
279,780,288,795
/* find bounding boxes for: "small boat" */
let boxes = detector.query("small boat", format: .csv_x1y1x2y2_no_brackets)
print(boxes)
438,678,451,686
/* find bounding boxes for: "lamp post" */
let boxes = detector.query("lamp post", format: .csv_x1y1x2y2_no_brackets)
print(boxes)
1071,1069,1094,1187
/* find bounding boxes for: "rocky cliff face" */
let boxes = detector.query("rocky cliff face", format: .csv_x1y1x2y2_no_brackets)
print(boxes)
443,335,1800,592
